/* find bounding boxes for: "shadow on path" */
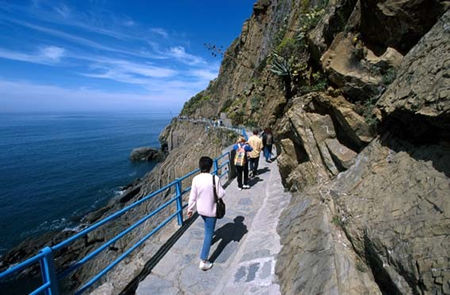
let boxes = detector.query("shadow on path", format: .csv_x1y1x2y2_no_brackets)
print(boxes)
209,216,248,263
121,213,199,295
256,167,270,176
248,176,263,186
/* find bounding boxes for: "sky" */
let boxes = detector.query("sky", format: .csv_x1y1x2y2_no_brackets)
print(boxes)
0,0,254,113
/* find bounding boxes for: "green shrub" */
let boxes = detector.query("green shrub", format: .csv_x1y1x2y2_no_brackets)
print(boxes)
269,53,291,77
250,96,262,112
382,68,397,85
275,37,299,59
181,93,210,115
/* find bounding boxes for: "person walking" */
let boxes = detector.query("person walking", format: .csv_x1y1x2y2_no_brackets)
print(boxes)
233,137,252,190
262,128,274,162
187,156,225,271
247,129,263,177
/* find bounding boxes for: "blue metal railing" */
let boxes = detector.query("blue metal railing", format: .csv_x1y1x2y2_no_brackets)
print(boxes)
0,151,232,295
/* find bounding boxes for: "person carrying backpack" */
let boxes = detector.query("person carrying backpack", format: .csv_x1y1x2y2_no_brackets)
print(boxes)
248,129,263,177
262,127,274,162
233,137,253,190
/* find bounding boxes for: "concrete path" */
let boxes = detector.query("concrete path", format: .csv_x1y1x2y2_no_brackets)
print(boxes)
136,156,291,295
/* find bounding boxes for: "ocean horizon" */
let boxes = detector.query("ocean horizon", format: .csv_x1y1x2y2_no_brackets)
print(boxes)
0,112,171,254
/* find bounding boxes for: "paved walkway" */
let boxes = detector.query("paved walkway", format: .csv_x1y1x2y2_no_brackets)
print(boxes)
136,156,291,295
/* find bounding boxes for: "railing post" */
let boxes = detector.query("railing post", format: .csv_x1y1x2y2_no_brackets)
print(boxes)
175,179,183,226
39,247,59,295
242,128,248,141
213,159,219,176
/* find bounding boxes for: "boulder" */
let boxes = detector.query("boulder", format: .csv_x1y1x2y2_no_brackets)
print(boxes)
129,147,164,162
276,93,365,190
313,94,376,150
321,33,404,101
308,0,359,62
325,138,357,169
358,0,447,54
377,10,450,142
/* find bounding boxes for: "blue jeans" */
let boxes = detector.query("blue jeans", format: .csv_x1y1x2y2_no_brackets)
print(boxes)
264,145,272,161
201,216,217,261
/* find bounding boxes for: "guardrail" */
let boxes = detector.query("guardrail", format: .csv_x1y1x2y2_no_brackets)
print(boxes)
0,152,232,295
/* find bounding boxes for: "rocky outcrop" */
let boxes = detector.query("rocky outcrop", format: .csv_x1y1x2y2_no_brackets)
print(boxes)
277,136,450,294
332,136,450,294
377,10,450,143
175,1,450,294
321,32,403,100
275,5,450,295
129,147,165,162
276,92,372,190
358,0,448,54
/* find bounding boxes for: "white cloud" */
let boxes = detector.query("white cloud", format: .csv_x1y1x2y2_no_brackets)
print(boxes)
0,46,65,64
80,58,178,84
123,20,135,27
189,69,218,81
168,46,205,65
40,46,65,62
54,4,71,18
0,79,185,112
151,28,169,38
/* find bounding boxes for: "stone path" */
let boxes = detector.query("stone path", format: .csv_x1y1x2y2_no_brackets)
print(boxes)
136,155,291,295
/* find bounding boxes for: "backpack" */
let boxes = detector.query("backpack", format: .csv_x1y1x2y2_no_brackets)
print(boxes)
234,144,247,166
266,133,273,145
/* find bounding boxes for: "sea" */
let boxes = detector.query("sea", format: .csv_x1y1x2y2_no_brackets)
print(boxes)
0,112,171,254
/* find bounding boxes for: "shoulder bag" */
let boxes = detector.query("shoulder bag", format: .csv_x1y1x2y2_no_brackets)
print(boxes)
212,175,226,219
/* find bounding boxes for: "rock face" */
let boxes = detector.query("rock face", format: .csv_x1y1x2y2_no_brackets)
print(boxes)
175,0,450,294
358,0,447,54
329,137,450,294
377,10,450,142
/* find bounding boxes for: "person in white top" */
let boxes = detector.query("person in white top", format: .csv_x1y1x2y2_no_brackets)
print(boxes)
187,156,225,271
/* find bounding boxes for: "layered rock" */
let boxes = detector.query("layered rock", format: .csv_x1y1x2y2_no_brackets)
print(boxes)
377,10,450,142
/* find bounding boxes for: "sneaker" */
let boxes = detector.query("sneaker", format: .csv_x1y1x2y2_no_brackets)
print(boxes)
199,260,213,271
243,185,250,189
238,187,243,191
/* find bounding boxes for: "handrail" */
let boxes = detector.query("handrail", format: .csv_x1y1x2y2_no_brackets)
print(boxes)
0,151,233,295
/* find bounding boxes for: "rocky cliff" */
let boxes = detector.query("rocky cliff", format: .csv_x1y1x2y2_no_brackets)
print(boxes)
179,0,449,294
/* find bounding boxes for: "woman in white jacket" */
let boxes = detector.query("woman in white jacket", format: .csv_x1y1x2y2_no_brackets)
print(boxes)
187,156,225,271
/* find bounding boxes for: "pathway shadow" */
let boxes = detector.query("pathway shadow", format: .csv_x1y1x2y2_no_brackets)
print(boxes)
209,216,248,263
248,176,263,186
256,167,270,176
121,213,199,294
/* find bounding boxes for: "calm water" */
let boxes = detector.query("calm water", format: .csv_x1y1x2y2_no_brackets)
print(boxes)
0,112,171,253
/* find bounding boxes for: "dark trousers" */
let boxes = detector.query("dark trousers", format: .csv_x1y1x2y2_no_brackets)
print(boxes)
249,156,259,175
235,163,249,188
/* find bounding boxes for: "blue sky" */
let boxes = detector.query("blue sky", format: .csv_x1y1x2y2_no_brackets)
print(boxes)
0,0,254,113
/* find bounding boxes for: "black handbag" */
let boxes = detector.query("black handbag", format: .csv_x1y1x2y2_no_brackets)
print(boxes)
213,175,226,219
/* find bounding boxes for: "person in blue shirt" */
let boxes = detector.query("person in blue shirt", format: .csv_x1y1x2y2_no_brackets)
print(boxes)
232,137,253,190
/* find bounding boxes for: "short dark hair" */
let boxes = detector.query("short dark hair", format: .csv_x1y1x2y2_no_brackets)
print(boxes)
253,129,259,135
199,156,213,172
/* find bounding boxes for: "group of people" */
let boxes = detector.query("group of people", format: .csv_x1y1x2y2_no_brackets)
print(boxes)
187,128,274,271
232,128,274,190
